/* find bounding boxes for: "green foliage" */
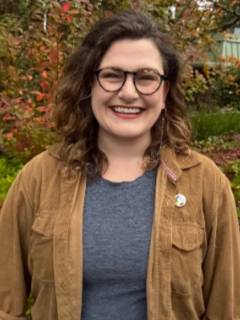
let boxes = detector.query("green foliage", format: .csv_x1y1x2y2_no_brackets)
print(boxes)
192,135,238,153
209,59,240,110
96,0,133,13
191,111,240,140
0,157,23,205
183,57,240,111
0,125,57,162
212,1,240,32
183,68,209,106
0,0,29,16
192,133,240,218
26,294,34,319
223,160,240,218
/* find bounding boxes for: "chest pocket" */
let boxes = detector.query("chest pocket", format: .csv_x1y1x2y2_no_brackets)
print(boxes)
30,213,56,283
171,224,205,296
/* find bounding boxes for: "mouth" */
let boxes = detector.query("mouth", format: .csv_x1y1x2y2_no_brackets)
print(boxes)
110,105,144,115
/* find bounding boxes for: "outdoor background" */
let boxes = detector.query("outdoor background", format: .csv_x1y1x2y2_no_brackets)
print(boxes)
0,0,240,218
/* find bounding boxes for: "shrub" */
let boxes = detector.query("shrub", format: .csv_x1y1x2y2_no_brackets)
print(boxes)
188,57,240,111
223,160,240,218
183,67,209,108
0,156,23,206
209,57,240,110
0,0,96,160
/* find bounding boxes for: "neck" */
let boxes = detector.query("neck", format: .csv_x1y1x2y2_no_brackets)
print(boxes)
98,130,151,161
97,130,151,181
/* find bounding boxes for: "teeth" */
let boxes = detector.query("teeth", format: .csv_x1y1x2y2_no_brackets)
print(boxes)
112,106,142,114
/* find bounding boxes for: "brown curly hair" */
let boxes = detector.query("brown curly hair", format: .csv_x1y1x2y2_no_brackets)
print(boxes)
53,10,191,177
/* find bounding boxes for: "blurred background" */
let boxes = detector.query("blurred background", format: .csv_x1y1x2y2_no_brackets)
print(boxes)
0,0,239,216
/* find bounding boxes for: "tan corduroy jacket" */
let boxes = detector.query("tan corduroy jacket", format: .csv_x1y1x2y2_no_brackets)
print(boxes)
0,146,240,320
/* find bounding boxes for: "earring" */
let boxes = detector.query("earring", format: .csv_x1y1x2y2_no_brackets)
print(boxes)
160,108,166,147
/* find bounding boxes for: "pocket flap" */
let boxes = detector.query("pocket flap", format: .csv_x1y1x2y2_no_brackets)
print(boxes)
172,225,205,251
32,213,56,237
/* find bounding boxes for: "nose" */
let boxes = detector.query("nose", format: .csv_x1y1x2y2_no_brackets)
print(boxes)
118,74,139,101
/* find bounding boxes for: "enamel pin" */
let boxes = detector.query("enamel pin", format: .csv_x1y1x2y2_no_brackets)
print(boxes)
175,194,187,207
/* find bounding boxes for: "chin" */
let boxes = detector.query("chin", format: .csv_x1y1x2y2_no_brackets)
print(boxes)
111,130,148,140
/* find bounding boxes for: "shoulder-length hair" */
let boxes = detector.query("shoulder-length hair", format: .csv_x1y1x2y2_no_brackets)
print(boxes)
53,10,191,177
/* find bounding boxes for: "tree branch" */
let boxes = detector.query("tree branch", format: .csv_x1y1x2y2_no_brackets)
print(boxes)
214,2,240,19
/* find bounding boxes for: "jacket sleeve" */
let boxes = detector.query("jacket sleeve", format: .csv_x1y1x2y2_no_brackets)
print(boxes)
202,172,240,319
0,169,33,320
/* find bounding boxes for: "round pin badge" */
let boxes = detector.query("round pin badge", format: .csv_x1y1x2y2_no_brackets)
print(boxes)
175,194,187,207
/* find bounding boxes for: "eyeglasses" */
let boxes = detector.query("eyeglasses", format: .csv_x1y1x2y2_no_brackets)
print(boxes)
95,67,167,95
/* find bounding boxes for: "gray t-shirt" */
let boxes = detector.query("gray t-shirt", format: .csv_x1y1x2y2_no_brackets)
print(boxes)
82,170,156,320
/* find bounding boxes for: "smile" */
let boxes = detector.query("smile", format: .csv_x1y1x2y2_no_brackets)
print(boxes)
111,106,144,114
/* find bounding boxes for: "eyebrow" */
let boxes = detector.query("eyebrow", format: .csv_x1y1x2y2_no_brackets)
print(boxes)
100,66,163,73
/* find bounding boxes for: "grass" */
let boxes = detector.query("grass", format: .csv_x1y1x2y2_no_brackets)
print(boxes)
190,110,240,140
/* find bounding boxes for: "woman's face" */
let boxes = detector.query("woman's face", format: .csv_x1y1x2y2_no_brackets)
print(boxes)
91,38,169,145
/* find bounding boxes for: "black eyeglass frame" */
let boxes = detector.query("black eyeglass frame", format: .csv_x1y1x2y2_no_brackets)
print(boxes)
95,67,168,96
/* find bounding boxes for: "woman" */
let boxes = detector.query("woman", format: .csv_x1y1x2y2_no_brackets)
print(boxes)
0,11,239,320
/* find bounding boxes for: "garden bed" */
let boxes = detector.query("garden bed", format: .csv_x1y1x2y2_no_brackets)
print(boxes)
192,133,240,217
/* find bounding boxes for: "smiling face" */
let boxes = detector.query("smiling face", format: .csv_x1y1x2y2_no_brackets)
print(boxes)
91,38,169,147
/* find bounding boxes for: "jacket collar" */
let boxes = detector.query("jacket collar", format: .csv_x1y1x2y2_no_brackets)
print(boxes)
160,147,200,183
47,143,63,160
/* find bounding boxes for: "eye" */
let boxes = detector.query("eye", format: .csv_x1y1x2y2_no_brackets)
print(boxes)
99,68,124,81
136,69,159,82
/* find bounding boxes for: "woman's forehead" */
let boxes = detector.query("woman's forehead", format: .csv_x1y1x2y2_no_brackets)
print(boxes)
99,38,164,72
